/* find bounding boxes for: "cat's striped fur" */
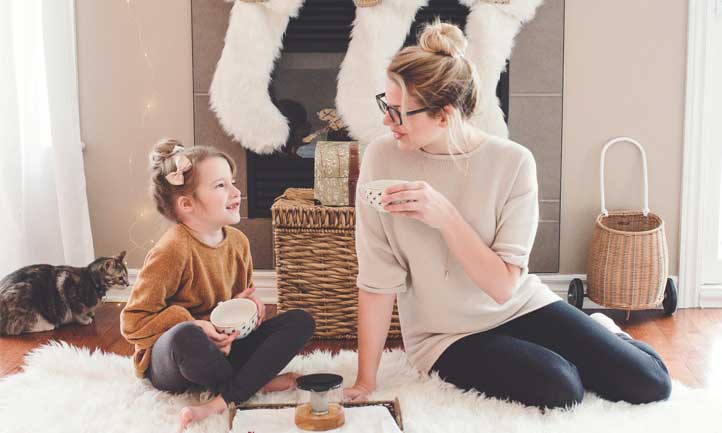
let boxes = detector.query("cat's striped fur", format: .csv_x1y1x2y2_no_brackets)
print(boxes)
0,252,128,335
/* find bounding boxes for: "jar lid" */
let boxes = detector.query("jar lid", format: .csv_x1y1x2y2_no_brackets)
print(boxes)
296,374,343,392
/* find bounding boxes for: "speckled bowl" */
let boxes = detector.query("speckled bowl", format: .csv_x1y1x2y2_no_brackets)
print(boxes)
210,298,258,340
360,179,414,213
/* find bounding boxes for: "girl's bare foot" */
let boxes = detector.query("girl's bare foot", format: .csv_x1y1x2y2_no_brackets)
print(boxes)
260,372,301,393
178,394,227,432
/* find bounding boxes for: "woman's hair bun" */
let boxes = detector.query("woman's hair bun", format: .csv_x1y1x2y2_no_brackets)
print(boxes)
418,20,468,58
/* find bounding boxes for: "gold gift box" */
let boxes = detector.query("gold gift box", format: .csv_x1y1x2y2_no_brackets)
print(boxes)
314,141,365,207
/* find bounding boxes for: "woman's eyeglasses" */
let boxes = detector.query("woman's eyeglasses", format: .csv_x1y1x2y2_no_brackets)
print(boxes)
375,93,434,126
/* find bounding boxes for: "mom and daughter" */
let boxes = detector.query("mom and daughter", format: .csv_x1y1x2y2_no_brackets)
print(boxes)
121,21,671,431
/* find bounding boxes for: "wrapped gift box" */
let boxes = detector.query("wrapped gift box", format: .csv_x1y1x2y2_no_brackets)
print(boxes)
314,141,365,207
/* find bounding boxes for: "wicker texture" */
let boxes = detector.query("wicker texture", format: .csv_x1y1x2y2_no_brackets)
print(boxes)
272,188,402,339
586,212,668,310
585,137,670,312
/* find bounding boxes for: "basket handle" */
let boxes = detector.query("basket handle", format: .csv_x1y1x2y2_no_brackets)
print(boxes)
600,137,649,217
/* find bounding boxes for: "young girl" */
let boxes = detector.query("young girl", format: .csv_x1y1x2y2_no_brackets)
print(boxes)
121,139,314,431
344,21,671,409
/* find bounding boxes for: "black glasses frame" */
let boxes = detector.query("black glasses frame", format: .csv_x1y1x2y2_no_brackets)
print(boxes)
375,93,435,126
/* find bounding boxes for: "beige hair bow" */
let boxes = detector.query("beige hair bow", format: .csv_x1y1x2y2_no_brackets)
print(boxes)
165,153,192,186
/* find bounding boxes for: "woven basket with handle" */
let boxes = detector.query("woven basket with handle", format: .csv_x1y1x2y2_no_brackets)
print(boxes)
586,137,669,311
271,188,402,339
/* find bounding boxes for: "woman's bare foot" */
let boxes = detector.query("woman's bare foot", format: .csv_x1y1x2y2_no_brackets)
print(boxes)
178,395,227,432
259,372,301,393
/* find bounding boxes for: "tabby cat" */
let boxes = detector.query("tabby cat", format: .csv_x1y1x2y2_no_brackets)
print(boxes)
0,251,129,335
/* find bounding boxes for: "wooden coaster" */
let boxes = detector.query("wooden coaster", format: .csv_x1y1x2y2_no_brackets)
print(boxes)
294,403,345,431
353,0,380,6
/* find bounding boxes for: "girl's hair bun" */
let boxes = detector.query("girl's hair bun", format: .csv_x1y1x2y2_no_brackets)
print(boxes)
150,138,183,170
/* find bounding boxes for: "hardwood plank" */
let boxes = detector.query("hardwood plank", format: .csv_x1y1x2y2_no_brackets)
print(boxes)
684,308,722,388
0,303,128,376
105,338,134,357
664,360,702,388
595,309,702,387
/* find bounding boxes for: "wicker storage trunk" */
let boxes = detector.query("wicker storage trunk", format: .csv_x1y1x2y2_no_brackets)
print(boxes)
271,188,402,339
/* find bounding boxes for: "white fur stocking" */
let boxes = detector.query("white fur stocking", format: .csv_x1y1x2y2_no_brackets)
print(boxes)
460,0,544,138
209,0,305,154
336,0,429,145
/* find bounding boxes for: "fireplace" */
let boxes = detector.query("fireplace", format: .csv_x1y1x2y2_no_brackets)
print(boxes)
246,0,510,218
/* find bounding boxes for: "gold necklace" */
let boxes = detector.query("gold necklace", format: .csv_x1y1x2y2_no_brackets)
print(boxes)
419,152,471,280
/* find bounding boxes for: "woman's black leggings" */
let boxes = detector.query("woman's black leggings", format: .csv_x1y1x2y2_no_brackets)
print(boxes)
146,309,314,404
431,301,671,409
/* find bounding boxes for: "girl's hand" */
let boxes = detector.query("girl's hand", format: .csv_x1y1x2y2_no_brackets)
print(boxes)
193,319,237,354
381,181,457,230
343,382,374,402
216,335,236,356
234,286,266,329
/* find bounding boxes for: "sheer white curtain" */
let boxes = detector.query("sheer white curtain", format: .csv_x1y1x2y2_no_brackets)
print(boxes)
0,0,94,276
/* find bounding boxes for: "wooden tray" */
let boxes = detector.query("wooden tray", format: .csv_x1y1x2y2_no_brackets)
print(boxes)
229,398,403,431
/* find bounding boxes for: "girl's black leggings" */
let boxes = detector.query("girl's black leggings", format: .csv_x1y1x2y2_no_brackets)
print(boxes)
146,309,314,404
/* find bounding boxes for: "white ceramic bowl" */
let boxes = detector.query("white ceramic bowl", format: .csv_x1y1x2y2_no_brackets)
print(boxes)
360,179,414,213
210,298,258,340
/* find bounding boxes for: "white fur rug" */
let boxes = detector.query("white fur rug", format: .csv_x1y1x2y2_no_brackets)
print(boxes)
0,342,720,433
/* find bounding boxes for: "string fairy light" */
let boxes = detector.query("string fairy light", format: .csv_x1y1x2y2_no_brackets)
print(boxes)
122,0,168,260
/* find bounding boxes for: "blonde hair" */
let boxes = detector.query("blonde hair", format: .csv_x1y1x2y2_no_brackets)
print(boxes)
387,19,480,156
149,138,237,222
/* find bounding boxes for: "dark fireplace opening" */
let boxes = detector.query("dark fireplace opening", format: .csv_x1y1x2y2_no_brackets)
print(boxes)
247,0,509,218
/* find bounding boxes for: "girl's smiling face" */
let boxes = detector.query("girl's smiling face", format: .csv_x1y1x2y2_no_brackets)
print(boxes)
180,156,241,228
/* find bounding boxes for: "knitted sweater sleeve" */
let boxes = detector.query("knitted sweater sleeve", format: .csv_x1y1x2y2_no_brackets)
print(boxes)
120,245,194,349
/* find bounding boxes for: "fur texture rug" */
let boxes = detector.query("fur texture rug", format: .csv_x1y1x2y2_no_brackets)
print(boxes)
0,342,720,433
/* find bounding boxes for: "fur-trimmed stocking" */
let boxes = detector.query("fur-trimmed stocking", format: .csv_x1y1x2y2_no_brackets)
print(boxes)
460,0,543,138
337,0,543,143
336,0,429,145
209,0,305,154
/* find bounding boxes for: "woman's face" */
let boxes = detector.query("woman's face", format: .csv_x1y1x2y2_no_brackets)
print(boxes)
181,157,242,228
383,77,447,153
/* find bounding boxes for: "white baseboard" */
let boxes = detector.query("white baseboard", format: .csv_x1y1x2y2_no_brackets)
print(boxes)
542,274,679,310
104,269,279,304
539,274,612,309
107,270,681,310
700,285,722,308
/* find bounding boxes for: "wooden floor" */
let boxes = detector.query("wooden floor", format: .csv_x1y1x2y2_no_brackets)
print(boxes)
1,303,721,389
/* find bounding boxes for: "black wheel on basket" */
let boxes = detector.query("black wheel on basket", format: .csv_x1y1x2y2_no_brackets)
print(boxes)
662,278,678,316
567,278,585,310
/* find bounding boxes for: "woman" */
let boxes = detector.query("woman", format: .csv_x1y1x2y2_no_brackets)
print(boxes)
344,21,671,409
